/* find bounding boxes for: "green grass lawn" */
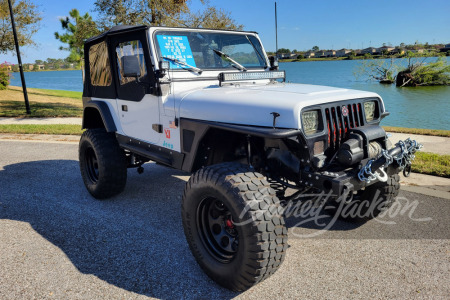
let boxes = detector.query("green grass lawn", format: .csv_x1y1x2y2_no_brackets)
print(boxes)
0,86,83,117
25,88,82,99
383,126,450,137
0,124,82,135
411,152,450,178
6,86,82,99
0,101,82,117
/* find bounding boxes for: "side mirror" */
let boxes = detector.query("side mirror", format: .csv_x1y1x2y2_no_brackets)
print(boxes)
121,55,141,78
157,60,170,78
269,56,279,71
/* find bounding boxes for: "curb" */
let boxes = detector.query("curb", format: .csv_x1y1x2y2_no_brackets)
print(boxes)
400,173,450,200
0,117,82,125
0,133,79,143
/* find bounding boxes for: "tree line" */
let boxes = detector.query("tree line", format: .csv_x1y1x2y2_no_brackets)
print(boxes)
1,0,242,70
7,58,78,72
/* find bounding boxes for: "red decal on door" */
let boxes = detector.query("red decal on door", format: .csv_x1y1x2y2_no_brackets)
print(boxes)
164,129,171,139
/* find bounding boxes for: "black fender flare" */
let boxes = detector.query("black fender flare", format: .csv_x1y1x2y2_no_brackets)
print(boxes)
82,100,117,132
179,118,302,172
181,118,302,139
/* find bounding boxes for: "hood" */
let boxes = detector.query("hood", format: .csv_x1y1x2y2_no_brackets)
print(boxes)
178,82,381,129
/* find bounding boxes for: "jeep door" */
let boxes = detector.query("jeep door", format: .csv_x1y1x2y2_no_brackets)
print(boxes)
112,34,161,144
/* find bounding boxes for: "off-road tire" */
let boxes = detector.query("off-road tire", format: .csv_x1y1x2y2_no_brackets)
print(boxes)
331,174,401,222
181,162,288,291
79,128,127,199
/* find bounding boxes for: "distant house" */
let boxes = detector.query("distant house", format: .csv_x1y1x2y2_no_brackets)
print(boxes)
336,49,351,57
277,53,290,59
361,47,377,54
315,50,326,57
325,50,336,57
390,47,405,55
376,46,395,54
26,64,45,71
304,51,315,58
440,43,450,52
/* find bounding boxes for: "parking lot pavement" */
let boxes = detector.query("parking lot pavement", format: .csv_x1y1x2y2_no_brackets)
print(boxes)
0,140,449,299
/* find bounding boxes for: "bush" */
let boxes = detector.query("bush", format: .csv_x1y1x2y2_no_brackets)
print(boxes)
396,57,450,87
354,58,397,83
409,57,450,85
0,63,11,90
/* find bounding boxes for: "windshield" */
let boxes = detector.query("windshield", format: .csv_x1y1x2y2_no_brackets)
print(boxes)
154,30,267,71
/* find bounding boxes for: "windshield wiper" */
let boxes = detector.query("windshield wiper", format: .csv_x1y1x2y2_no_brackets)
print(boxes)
212,49,247,72
162,57,203,74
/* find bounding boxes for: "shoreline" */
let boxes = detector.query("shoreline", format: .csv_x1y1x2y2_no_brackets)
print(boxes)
278,55,449,63
9,68,81,73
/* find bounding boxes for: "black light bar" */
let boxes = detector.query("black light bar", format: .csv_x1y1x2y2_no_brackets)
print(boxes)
219,71,286,86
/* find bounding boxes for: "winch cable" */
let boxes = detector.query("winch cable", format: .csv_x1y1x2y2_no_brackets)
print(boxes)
358,138,422,183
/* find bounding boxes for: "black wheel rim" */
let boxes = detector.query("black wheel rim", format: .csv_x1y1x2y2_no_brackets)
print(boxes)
197,197,239,263
85,147,99,184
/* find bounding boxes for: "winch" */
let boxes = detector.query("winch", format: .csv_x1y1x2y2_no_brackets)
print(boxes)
358,138,423,183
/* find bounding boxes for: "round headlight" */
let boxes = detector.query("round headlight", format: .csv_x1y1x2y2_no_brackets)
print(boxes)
302,110,319,135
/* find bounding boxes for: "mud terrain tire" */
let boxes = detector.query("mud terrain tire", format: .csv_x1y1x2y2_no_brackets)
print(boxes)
79,128,127,199
182,163,288,291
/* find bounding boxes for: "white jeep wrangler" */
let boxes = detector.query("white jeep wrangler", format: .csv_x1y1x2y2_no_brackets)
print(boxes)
79,25,421,291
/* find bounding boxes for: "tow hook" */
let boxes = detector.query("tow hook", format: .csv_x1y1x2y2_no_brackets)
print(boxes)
403,164,412,177
358,138,422,183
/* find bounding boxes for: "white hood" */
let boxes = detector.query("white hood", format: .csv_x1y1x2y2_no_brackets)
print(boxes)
178,82,382,129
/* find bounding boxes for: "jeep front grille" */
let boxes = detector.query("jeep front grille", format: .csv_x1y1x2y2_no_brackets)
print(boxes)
325,103,365,151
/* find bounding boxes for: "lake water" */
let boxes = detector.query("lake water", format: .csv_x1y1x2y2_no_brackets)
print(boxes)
10,70,83,92
10,58,450,130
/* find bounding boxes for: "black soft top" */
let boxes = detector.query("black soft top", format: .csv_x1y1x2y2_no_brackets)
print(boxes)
85,25,148,45
85,25,258,46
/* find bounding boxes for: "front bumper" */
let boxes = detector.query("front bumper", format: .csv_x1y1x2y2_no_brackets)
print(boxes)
299,138,422,197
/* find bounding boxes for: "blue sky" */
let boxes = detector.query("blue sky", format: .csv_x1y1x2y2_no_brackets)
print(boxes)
2,0,449,63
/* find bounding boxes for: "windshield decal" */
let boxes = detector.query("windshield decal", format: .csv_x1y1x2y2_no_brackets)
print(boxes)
156,35,196,69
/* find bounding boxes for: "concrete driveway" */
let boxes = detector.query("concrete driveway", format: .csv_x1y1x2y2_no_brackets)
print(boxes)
0,140,449,299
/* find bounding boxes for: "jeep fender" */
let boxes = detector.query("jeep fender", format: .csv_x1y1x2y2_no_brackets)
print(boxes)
82,100,117,132
180,118,302,172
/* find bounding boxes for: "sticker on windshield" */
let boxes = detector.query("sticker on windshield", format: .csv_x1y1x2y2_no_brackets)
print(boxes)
156,35,196,69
